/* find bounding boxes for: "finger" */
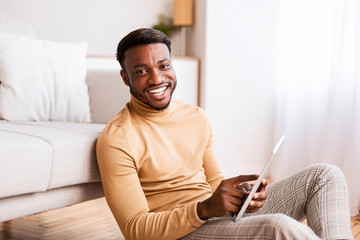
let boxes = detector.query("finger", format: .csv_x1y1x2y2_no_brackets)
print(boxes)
227,186,250,206
218,183,247,200
230,195,244,207
232,174,259,184
236,182,252,192
245,198,266,213
223,195,245,214
223,175,259,192
248,199,265,209
248,179,267,193
246,203,264,213
257,179,268,192
253,192,267,201
246,192,267,212
230,187,248,200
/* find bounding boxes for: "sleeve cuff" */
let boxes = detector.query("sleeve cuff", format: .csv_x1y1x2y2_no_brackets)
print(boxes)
187,201,208,228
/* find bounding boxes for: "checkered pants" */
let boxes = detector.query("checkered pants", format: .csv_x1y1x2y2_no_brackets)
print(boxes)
181,163,353,240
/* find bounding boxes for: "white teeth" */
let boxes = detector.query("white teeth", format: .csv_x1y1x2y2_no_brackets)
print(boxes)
149,86,167,94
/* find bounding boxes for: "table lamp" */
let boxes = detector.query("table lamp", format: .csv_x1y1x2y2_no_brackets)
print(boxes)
173,0,193,56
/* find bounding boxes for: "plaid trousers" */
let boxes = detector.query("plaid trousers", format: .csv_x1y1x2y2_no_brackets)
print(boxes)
181,163,353,240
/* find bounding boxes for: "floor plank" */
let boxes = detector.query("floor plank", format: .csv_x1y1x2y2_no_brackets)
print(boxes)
1,198,359,239
0,198,124,240
352,212,360,240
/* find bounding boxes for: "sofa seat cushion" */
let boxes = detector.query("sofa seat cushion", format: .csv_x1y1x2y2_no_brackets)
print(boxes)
0,130,52,198
0,121,105,193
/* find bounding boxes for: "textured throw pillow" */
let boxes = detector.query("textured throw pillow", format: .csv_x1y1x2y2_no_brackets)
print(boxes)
0,33,91,122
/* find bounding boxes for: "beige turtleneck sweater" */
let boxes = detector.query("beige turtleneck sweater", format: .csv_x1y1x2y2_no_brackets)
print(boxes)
96,96,224,240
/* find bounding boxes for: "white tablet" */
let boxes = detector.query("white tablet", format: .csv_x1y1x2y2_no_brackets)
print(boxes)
234,135,285,221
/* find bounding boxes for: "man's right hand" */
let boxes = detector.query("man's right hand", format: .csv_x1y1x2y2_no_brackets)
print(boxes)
196,175,267,220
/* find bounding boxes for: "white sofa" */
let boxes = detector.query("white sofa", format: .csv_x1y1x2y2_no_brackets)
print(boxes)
0,56,199,222
0,61,125,222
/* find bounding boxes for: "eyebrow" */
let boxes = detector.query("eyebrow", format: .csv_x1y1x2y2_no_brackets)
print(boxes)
133,63,148,69
158,58,170,64
133,58,171,69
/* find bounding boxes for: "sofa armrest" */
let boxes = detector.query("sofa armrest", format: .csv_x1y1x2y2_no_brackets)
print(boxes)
86,68,130,124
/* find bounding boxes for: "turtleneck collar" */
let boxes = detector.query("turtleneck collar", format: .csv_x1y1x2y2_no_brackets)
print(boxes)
129,95,172,118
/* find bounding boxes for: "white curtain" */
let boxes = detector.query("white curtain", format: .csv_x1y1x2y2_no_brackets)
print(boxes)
270,0,360,216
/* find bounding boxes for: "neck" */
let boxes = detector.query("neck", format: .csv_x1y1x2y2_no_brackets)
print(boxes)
129,95,172,118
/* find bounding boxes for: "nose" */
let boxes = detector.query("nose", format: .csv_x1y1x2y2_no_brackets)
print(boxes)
149,69,164,85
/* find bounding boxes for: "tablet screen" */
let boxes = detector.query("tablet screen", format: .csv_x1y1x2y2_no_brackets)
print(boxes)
234,135,285,221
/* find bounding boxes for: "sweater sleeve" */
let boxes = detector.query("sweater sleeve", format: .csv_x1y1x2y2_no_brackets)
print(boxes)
96,128,207,240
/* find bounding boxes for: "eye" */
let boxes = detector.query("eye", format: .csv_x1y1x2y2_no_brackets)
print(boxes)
135,69,147,75
160,64,171,70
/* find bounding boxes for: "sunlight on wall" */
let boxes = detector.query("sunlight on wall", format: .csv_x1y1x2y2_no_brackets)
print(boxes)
202,0,278,177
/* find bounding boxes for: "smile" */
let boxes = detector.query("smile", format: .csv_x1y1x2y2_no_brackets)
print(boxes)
148,86,167,95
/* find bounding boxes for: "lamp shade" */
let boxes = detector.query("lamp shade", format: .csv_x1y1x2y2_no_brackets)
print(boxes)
173,0,193,27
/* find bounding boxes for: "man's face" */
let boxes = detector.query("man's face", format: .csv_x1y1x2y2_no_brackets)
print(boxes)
121,43,177,111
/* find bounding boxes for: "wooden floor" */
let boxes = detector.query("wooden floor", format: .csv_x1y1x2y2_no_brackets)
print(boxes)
353,213,360,240
1,197,359,240
0,198,124,240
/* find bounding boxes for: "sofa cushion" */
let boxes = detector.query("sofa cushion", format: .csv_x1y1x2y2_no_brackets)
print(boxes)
0,121,105,193
0,130,52,198
0,32,90,122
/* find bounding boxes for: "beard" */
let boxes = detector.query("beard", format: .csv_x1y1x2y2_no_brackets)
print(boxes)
129,81,177,111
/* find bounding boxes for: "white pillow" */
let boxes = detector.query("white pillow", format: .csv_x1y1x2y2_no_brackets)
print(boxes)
0,33,91,122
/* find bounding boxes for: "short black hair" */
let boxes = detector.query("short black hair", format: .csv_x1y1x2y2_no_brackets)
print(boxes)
116,28,171,70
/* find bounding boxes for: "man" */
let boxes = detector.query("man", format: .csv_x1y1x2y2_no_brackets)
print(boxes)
96,28,353,240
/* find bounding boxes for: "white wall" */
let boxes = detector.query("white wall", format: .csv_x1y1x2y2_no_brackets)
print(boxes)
1,0,279,177
0,0,176,56
187,0,207,106
189,1,278,177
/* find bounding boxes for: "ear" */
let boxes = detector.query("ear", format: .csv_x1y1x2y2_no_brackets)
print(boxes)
120,70,130,86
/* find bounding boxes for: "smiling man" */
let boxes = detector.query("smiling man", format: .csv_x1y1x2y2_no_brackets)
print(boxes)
96,28,353,240
119,42,176,111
